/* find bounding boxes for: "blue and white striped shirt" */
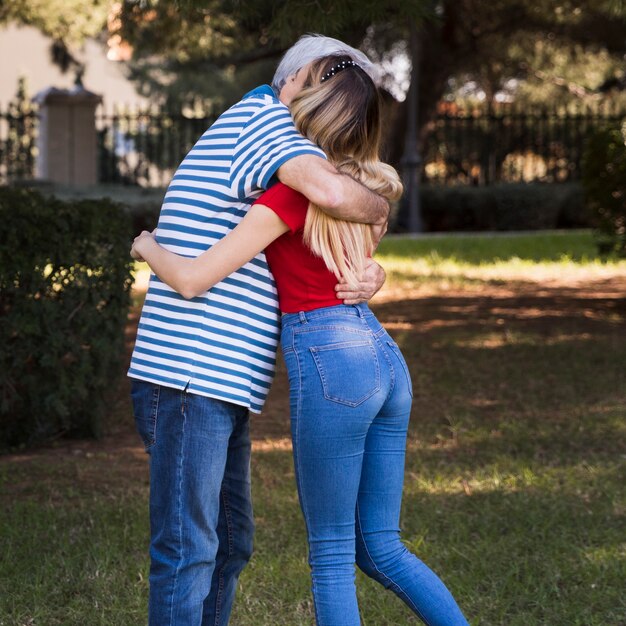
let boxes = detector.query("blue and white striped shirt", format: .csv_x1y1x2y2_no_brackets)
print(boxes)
128,85,326,412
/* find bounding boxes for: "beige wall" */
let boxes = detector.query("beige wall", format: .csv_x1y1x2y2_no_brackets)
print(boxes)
0,22,147,108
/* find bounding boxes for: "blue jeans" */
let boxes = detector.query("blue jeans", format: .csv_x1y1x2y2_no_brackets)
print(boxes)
131,381,254,626
281,304,469,626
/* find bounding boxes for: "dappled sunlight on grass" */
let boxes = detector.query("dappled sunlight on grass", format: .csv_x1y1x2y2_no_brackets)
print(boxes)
130,232,626,298
582,545,626,567
2,230,624,625
252,437,292,452
131,262,151,295
451,330,597,348
377,231,626,290
381,255,626,287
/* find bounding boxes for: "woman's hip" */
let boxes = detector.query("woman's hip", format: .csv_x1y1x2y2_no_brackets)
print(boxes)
280,305,392,419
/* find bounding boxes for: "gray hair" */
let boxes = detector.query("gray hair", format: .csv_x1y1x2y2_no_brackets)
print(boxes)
272,34,376,94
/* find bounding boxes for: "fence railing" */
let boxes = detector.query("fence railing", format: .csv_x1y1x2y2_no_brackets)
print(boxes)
0,108,37,184
422,103,626,185
1,102,624,187
96,107,216,188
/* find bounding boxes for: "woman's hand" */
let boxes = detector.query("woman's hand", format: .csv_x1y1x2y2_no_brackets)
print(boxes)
131,229,156,261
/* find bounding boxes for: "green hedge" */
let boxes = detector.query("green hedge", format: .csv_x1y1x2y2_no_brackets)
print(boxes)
0,188,133,449
130,202,160,235
396,182,589,232
582,127,626,257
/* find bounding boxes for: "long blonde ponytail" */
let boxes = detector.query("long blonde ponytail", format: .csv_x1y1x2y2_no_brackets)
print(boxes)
290,56,403,287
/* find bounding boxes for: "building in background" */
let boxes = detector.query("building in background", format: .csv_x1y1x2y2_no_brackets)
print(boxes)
0,22,145,107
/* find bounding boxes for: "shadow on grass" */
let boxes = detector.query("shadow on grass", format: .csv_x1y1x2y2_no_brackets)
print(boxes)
1,263,624,625
1,440,623,625
240,448,625,626
398,488,624,626
368,288,624,473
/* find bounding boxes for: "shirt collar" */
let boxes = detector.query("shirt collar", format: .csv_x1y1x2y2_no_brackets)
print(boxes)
242,84,280,101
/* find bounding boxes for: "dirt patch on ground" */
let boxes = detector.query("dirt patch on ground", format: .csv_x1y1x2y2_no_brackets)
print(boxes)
1,275,624,493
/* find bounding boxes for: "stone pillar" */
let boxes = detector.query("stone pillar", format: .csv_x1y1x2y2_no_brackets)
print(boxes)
33,86,103,185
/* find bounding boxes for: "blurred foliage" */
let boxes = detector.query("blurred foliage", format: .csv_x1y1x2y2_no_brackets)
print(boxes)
513,41,626,107
0,0,110,44
418,1,626,114
112,0,432,109
108,1,626,142
0,0,112,73
448,39,626,109
1,77,37,183
0,188,133,448
444,14,626,109
2,1,624,113
582,126,626,256
2,1,625,169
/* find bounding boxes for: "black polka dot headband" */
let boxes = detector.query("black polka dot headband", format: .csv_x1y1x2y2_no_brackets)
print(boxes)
320,59,360,83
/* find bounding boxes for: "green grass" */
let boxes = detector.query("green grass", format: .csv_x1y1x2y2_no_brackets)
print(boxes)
376,230,626,288
377,230,601,264
1,230,625,625
0,495,148,625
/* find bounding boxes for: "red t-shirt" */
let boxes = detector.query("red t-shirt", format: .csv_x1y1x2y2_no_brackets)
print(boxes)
253,183,342,313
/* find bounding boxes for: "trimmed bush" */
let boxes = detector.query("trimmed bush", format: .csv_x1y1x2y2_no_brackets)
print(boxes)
417,185,497,231
397,182,588,232
129,202,160,235
0,187,133,448
582,127,626,256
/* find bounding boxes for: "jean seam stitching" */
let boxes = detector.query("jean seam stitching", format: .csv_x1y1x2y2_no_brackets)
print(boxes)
292,339,321,624
376,335,395,403
355,502,430,624
168,392,187,626
310,341,381,407
213,488,234,625
294,326,370,336
285,308,361,322
388,342,413,397
146,385,160,450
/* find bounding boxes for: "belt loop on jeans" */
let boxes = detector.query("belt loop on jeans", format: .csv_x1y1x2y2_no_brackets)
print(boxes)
299,310,307,323
354,304,364,318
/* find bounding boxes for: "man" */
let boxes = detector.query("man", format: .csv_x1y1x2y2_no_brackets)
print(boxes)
129,35,389,625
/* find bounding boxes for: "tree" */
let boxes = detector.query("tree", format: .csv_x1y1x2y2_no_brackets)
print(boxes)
109,1,431,108
114,1,626,230
0,0,112,74
4,1,625,229
1,77,37,182
5,1,624,113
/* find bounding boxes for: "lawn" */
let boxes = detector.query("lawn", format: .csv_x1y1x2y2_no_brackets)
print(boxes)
1,231,625,625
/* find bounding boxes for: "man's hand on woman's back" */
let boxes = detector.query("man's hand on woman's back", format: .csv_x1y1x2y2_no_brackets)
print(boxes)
335,258,386,304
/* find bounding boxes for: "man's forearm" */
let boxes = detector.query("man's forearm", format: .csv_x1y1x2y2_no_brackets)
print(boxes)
324,173,389,225
277,154,389,225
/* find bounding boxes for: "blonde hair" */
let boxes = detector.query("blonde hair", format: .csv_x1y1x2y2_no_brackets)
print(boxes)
289,56,403,287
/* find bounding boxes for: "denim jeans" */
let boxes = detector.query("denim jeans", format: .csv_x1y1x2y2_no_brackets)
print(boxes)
281,303,469,626
131,380,254,626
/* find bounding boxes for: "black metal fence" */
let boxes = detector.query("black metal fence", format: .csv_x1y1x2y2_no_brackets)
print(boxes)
1,102,624,187
0,107,37,184
96,107,216,187
422,102,625,186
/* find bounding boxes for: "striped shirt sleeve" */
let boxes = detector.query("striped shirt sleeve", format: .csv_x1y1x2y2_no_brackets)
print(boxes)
229,101,326,200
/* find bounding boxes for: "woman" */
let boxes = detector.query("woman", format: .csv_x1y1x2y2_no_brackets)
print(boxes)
131,55,469,626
